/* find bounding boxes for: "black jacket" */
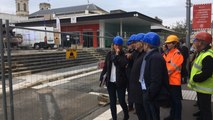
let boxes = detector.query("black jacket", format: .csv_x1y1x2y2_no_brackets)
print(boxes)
193,47,213,83
179,45,189,77
99,50,128,88
129,51,145,103
143,48,170,101
126,50,137,81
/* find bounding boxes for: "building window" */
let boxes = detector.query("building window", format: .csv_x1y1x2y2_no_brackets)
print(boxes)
18,3,20,11
23,3,27,11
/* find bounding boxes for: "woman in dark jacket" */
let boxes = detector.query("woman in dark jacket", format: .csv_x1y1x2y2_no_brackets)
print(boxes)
99,36,129,120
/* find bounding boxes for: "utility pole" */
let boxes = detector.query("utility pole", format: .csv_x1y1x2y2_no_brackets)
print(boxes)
186,0,191,49
186,0,192,73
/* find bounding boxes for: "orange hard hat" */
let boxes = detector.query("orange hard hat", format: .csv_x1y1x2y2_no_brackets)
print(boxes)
195,32,212,44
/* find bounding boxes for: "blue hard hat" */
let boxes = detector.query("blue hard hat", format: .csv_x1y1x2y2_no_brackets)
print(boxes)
128,34,137,41
126,40,131,45
136,33,145,42
143,32,160,47
113,36,123,45
127,34,137,45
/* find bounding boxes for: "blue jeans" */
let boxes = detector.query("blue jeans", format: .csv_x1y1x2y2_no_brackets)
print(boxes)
107,82,129,120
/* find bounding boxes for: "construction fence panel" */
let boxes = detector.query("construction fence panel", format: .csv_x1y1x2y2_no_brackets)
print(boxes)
0,23,111,120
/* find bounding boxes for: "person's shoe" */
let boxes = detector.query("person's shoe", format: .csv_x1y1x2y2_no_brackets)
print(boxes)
193,111,201,117
164,116,172,120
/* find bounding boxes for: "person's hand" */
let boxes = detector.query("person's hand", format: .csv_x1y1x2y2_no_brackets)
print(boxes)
115,48,120,55
99,79,106,87
126,53,132,59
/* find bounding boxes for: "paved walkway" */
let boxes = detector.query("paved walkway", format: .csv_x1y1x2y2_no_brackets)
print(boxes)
84,85,213,120
0,63,98,94
0,60,212,120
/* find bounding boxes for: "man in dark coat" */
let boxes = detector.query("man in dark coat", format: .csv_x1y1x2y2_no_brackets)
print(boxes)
125,34,137,111
179,39,189,84
141,32,169,120
129,33,146,120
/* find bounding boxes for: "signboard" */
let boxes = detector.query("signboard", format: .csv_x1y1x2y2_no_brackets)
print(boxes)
192,3,212,29
66,48,77,60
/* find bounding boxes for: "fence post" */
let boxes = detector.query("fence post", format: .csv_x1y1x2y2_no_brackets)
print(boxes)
6,20,14,120
0,19,8,120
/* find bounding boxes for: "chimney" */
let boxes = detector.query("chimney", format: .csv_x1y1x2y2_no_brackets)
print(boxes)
39,3,51,10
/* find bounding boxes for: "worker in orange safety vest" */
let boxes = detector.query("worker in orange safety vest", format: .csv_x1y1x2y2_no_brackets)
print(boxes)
163,35,184,120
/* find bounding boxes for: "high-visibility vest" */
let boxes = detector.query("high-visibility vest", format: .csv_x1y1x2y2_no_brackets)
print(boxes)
188,49,213,94
163,48,183,86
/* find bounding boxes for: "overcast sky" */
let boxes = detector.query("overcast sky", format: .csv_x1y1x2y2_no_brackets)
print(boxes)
0,0,212,26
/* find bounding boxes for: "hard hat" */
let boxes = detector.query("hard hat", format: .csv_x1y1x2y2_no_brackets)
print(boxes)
136,33,145,42
165,35,179,43
195,32,212,44
127,34,137,45
128,34,137,41
126,40,131,45
113,36,123,45
143,32,160,47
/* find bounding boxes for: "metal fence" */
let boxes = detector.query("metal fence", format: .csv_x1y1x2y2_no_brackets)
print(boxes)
0,19,111,120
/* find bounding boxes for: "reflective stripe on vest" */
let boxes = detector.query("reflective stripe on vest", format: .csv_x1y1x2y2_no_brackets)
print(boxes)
193,63,202,70
168,50,181,74
188,82,213,93
188,49,213,94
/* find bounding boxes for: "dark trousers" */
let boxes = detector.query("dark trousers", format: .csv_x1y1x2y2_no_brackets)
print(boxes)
170,85,182,120
181,77,187,84
135,103,146,120
127,84,134,109
142,91,160,120
197,92,212,120
107,82,129,120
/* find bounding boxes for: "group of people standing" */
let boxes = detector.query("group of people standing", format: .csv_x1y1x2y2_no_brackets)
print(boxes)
99,31,213,120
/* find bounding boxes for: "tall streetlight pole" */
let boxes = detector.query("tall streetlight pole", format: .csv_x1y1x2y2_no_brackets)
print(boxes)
186,0,192,49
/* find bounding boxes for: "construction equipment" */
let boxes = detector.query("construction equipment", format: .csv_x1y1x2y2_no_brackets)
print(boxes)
13,26,55,49
2,25,23,48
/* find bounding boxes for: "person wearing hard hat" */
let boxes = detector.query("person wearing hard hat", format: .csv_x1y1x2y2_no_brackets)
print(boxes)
163,35,184,120
128,33,147,120
99,36,129,120
126,34,137,61
187,32,213,120
126,34,137,112
139,32,170,120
